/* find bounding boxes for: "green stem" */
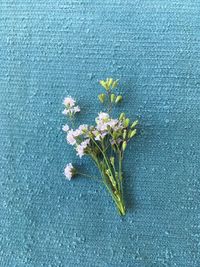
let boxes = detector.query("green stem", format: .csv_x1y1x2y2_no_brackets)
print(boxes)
89,138,125,216
77,172,99,181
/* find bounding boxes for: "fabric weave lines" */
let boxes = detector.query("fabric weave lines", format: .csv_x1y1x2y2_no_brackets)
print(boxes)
0,1,200,266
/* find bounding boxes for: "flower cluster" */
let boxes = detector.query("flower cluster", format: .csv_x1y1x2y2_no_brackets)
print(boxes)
64,163,75,180
62,79,139,216
62,97,80,116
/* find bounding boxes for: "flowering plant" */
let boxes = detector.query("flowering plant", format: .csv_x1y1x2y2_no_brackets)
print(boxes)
62,78,138,216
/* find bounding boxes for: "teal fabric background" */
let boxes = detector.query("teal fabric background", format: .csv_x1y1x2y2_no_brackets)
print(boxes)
0,1,200,266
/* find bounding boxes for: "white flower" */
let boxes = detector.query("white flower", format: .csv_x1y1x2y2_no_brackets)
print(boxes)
76,139,90,158
73,129,82,137
78,124,88,134
72,106,80,113
63,97,75,107
64,163,75,180
107,119,118,128
110,138,123,145
66,130,76,145
93,129,107,140
62,109,69,115
76,145,85,158
62,124,70,132
98,112,109,121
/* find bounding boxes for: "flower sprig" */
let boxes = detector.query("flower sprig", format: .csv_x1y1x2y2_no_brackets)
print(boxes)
62,78,138,216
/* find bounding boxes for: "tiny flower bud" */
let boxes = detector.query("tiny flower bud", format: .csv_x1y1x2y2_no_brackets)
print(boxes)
131,120,139,129
115,95,122,103
107,78,113,88
112,79,119,89
119,112,125,120
113,132,118,139
130,129,137,138
98,93,105,103
123,130,127,139
110,157,115,167
105,169,116,187
110,94,115,103
124,118,130,127
122,141,127,151
99,80,109,91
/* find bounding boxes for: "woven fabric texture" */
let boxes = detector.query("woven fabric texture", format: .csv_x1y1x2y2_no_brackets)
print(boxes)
0,1,200,266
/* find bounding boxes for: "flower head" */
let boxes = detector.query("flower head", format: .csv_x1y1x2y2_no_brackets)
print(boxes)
66,130,76,145
64,163,75,180
97,112,110,121
76,139,90,158
62,109,69,115
72,106,80,113
78,124,88,134
63,97,75,107
62,124,70,132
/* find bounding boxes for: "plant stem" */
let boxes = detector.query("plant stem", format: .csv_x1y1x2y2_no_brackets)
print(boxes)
77,172,99,181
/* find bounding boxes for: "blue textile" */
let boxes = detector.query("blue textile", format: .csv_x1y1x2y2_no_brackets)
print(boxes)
0,1,200,266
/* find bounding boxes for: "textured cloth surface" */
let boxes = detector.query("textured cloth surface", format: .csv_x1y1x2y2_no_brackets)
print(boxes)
0,1,200,266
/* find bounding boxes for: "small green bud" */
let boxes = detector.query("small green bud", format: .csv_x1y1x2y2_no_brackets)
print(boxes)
106,169,116,188
98,93,106,103
113,131,118,139
110,93,115,103
119,112,125,120
124,118,130,127
115,95,122,103
110,157,115,167
122,141,127,151
130,129,137,138
123,130,127,139
131,120,138,129
112,79,119,89
99,80,109,91
107,78,113,88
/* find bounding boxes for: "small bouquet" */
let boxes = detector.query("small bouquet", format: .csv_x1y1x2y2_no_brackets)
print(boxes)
62,78,138,216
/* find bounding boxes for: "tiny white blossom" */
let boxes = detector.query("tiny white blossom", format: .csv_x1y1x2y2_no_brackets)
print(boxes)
66,130,76,145
76,139,90,158
73,128,82,137
62,124,70,132
72,106,81,113
98,112,109,121
62,109,69,115
63,97,75,107
76,145,85,158
78,124,88,134
64,163,75,180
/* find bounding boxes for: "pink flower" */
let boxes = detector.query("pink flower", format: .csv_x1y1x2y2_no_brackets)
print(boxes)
62,124,70,132
64,163,75,180
76,145,85,158
63,97,75,107
76,139,90,158
66,130,76,145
